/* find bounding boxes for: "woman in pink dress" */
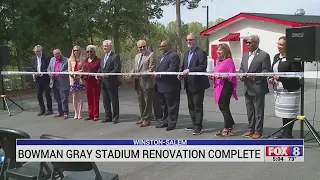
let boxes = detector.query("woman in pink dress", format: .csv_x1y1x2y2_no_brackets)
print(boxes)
211,43,238,137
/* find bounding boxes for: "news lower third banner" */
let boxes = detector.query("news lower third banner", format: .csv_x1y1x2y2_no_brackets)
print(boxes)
16,139,304,162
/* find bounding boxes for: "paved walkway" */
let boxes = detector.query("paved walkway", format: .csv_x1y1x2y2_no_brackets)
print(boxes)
1,82,320,180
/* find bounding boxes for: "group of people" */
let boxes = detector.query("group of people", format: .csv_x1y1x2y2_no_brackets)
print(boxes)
31,33,302,139
32,40,121,124
213,35,301,139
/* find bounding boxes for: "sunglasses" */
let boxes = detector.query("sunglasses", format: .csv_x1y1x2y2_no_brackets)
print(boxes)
86,51,92,53
73,49,79,52
246,41,256,44
138,46,146,49
186,39,194,42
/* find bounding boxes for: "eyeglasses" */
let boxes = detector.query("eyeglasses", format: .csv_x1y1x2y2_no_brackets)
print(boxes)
246,41,256,44
186,39,194,42
159,45,167,48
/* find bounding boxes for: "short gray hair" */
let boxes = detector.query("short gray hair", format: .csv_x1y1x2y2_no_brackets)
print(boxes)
86,45,97,52
103,40,112,46
137,40,146,46
187,33,198,40
249,35,260,44
33,45,43,52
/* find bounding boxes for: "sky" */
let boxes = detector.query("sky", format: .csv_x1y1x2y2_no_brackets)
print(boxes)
154,0,320,26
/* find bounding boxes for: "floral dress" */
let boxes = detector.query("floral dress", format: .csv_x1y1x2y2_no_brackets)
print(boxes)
70,60,86,91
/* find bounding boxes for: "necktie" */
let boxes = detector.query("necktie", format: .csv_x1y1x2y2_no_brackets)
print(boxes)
188,51,193,68
104,53,109,68
137,54,143,71
160,56,164,63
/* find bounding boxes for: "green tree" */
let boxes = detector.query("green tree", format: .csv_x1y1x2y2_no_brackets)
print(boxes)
161,0,201,57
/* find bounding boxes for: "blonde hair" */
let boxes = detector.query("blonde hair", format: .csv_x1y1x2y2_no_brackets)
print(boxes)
69,45,85,68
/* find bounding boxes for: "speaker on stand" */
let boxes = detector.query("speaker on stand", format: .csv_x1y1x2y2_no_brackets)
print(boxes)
266,26,320,145
0,45,24,116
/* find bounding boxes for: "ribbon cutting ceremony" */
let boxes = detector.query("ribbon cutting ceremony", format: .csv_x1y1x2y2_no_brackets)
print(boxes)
0,2,320,180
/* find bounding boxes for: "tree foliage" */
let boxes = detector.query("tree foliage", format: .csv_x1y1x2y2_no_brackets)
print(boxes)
0,0,224,90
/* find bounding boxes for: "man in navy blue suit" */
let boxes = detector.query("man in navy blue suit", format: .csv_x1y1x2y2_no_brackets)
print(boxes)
152,41,181,131
178,33,210,135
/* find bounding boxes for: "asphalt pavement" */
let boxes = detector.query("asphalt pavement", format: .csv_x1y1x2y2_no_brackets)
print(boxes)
1,81,320,180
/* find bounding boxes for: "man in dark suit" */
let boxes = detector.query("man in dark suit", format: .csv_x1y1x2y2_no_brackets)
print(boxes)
239,35,271,139
178,33,210,135
152,41,181,131
98,40,121,124
31,45,53,116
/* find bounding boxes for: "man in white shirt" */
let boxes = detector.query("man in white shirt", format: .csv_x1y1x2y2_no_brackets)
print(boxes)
239,35,271,139
31,45,53,116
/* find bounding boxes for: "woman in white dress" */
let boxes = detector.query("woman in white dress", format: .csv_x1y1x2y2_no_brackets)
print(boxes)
268,36,302,139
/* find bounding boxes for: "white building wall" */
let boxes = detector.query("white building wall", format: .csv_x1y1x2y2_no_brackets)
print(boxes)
208,19,289,69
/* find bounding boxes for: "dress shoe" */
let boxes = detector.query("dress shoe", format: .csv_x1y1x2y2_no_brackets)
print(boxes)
140,121,150,127
54,114,63,118
155,124,168,128
37,112,45,116
192,127,202,135
136,119,143,124
242,131,254,138
251,133,263,139
101,119,112,123
85,117,93,120
185,125,194,131
45,111,53,116
166,126,175,131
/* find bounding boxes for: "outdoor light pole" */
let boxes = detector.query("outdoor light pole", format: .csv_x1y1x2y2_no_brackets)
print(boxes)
202,5,209,53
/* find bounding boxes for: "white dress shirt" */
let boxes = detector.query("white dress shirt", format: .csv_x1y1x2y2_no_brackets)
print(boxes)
273,55,286,90
37,55,42,72
103,51,112,68
248,48,258,70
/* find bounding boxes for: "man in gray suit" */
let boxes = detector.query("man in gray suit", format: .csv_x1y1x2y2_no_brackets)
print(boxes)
47,49,70,119
239,35,271,139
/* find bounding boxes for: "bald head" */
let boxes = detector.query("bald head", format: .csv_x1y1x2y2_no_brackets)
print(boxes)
160,40,170,54
137,40,147,54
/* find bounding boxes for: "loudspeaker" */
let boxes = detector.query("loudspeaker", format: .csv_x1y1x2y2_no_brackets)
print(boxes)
286,26,320,62
0,45,10,65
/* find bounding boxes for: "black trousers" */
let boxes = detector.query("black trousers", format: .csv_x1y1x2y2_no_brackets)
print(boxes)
218,80,235,129
159,90,180,127
186,89,205,129
35,76,52,113
101,82,119,121
153,90,163,119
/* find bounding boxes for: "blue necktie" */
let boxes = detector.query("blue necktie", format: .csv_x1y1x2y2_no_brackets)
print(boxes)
187,51,193,68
